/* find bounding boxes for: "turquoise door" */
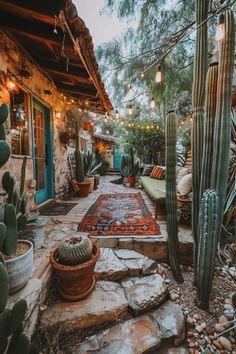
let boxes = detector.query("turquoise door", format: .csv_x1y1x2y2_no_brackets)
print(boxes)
114,146,122,169
33,101,54,204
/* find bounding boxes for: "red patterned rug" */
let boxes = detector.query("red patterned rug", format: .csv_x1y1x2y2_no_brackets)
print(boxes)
78,193,160,236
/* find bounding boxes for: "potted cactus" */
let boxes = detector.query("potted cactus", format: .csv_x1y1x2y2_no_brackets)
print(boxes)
0,259,39,354
83,150,103,193
120,153,139,187
74,150,90,197
0,103,33,294
50,234,100,300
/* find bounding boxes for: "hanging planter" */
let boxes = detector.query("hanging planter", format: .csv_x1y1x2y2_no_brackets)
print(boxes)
83,122,91,131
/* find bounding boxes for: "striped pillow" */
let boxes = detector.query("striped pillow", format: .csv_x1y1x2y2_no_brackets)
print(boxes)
150,166,165,180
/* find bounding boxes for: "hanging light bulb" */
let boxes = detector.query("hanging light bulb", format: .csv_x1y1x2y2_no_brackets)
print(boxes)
216,13,225,42
104,117,108,123
150,96,155,109
140,72,145,78
106,130,109,134
6,79,16,91
155,65,162,83
128,84,133,93
115,109,120,119
128,103,133,115
156,125,159,130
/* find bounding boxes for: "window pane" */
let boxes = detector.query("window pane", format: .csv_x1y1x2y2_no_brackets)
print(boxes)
10,88,30,156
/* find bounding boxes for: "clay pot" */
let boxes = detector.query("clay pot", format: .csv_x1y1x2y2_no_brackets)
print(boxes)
5,240,33,294
50,243,100,301
77,182,90,197
93,175,99,190
84,176,94,193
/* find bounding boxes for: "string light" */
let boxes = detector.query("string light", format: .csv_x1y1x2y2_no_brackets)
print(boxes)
150,96,155,108
128,103,133,115
140,72,145,78
128,84,133,93
6,79,17,91
155,65,162,83
216,13,225,41
106,130,109,134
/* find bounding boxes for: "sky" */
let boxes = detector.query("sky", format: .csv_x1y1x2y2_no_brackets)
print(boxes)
74,0,127,47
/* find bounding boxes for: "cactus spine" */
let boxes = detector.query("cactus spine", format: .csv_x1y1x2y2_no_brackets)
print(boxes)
191,0,209,272
75,150,85,182
196,190,219,309
58,235,93,266
165,112,183,283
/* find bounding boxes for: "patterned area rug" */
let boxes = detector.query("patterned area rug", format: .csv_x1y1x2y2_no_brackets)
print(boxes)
78,193,160,236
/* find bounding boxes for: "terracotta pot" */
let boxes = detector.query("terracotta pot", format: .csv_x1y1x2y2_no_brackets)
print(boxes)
50,243,100,301
93,175,99,190
127,177,135,184
83,122,91,130
5,240,33,294
84,176,94,193
77,182,90,197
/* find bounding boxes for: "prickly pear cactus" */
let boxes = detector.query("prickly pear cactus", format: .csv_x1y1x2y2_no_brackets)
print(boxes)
58,235,93,266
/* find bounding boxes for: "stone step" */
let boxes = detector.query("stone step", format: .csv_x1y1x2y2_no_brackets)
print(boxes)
78,300,185,354
40,281,128,335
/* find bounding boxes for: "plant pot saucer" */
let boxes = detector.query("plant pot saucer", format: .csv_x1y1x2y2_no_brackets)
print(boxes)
58,276,96,301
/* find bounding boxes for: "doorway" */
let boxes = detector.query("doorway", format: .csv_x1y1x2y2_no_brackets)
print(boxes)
32,100,54,204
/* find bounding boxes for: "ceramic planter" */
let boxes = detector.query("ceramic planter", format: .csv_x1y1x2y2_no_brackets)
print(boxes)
77,182,90,197
5,240,33,294
84,176,94,193
50,243,100,301
26,216,47,249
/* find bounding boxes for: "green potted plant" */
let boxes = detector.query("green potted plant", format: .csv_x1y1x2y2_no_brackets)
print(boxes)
74,150,90,197
120,153,139,187
0,259,39,353
83,150,103,192
50,235,100,301
0,103,34,294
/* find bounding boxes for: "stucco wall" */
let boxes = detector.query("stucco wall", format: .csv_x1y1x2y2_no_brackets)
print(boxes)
0,30,75,205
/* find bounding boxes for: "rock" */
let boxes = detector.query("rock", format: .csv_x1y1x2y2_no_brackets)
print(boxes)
219,315,229,325
215,323,225,332
95,248,128,281
152,300,185,345
212,340,223,350
224,304,234,311
78,315,162,354
186,316,195,327
114,249,145,276
114,249,144,259
224,310,234,320
170,293,179,301
167,347,188,354
40,281,128,334
142,257,158,275
205,326,214,335
219,336,233,352
195,325,203,333
121,273,168,315
225,298,233,305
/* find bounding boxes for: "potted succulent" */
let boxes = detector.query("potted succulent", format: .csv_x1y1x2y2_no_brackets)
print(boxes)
0,103,34,294
120,153,139,187
83,150,103,193
50,234,100,301
74,150,91,197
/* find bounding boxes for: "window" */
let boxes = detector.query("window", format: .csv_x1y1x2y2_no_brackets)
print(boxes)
10,87,30,156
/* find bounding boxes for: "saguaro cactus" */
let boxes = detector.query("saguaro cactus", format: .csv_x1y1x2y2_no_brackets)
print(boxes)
196,189,219,310
200,62,219,196
191,0,209,271
165,111,183,283
74,150,84,182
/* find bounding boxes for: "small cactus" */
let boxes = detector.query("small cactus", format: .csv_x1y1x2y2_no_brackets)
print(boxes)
58,235,93,266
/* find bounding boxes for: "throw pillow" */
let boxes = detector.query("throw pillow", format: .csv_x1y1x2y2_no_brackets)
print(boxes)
177,173,192,195
176,166,189,184
142,164,155,176
150,166,165,180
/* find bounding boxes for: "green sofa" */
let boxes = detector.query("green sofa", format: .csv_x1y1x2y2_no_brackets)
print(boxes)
140,176,166,220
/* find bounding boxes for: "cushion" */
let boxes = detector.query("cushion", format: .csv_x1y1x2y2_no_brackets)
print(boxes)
142,164,155,176
177,174,192,195
176,166,189,184
150,166,165,180
140,176,166,202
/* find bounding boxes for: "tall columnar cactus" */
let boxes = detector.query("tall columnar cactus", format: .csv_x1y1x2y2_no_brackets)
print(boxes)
200,62,219,196
211,9,235,225
3,204,18,256
0,258,39,354
196,189,219,310
74,150,85,182
165,112,183,283
0,103,10,168
191,0,209,272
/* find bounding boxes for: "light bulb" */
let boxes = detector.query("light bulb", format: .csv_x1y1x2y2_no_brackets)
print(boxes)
115,110,120,119
104,118,108,123
156,125,159,129
128,84,133,93
140,72,144,78
106,130,109,134
128,103,133,116
216,14,225,41
6,79,16,91
155,65,162,83
150,96,155,108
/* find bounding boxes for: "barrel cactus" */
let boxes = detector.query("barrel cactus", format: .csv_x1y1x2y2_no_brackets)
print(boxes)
165,111,183,283
58,235,93,266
